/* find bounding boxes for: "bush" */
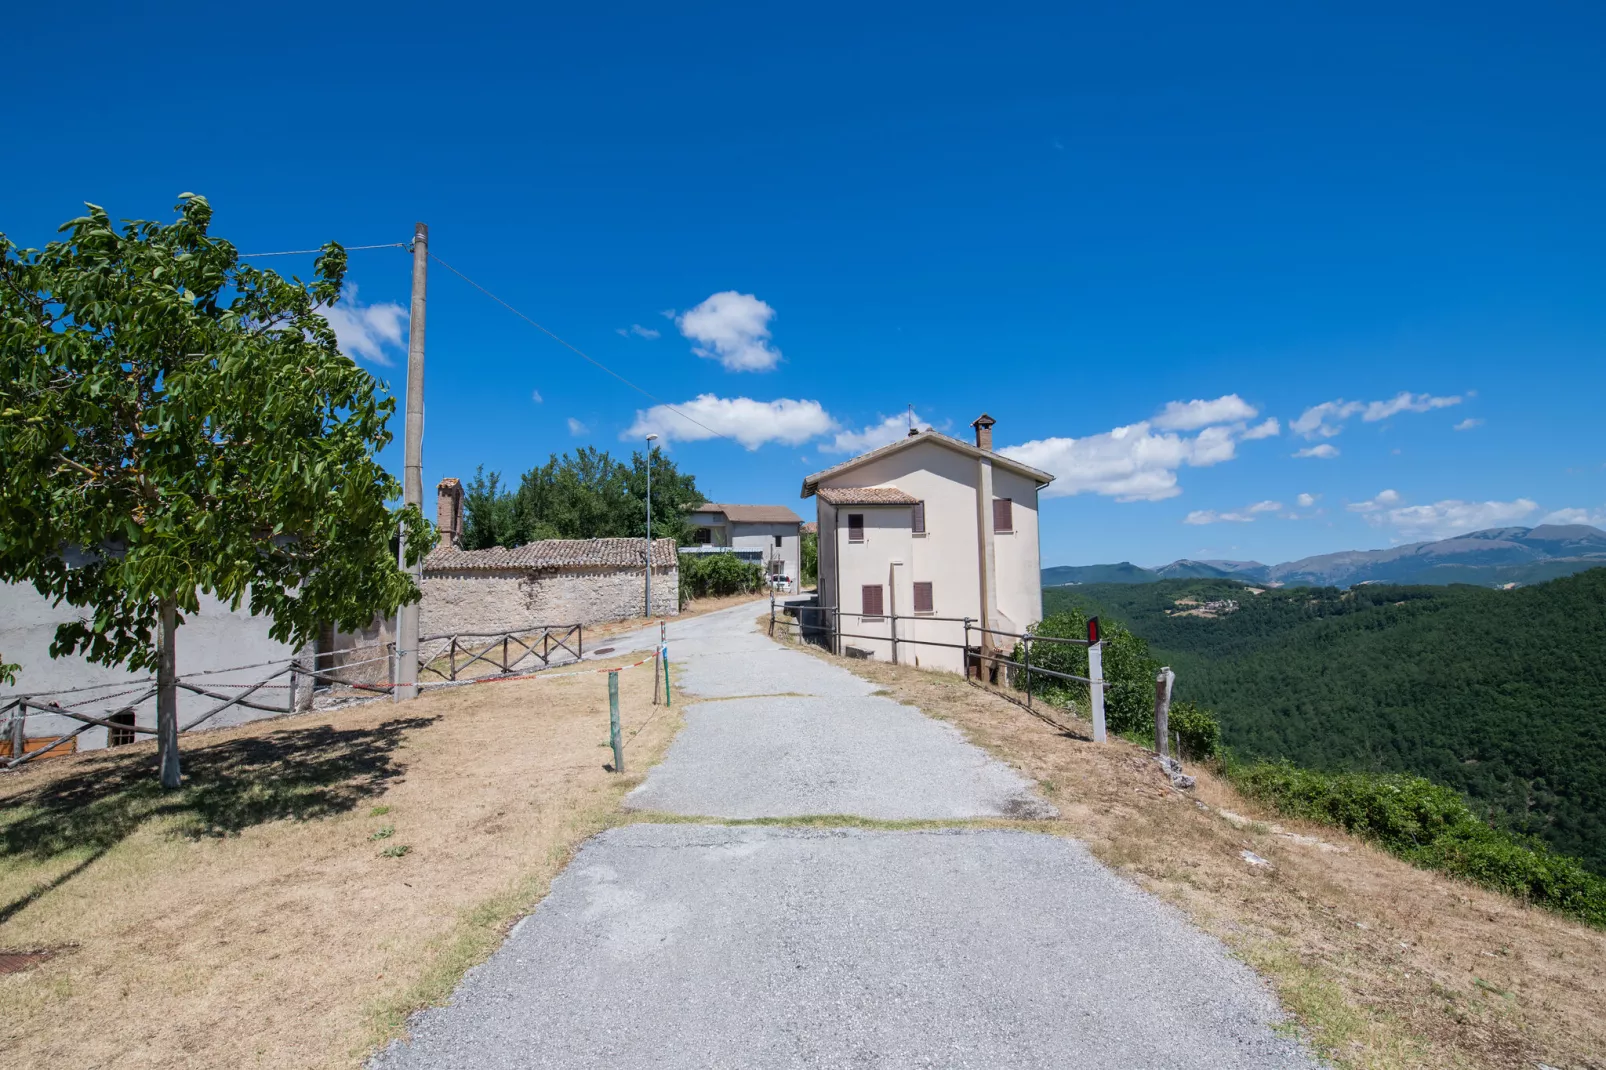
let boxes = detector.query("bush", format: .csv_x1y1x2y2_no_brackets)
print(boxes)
1167,700,1222,760
1229,761,1606,928
678,552,765,605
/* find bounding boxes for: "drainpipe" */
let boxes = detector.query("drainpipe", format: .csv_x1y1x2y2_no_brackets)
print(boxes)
975,455,998,659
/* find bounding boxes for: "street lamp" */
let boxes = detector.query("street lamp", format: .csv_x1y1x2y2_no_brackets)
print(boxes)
644,433,658,618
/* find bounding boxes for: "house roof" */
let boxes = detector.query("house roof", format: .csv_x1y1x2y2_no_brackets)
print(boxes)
690,502,804,524
424,537,679,572
800,521,818,535
800,429,1054,498
815,486,921,506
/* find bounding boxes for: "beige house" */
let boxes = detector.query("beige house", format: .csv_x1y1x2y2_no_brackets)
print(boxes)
801,414,1054,673
686,503,804,592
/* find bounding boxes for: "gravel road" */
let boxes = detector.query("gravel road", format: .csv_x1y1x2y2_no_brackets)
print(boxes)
372,600,1320,1069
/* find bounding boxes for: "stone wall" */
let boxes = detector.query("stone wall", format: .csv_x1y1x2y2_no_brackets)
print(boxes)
421,564,679,637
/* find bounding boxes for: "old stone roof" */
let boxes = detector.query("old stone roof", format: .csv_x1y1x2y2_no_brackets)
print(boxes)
800,428,1054,498
691,502,804,524
424,537,679,572
815,486,921,506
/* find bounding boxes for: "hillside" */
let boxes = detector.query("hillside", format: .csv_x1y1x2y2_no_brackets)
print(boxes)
1041,523,1606,588
1041,569,1606,874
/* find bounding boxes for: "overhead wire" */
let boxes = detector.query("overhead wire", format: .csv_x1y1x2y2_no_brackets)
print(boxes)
236,242,409,257
426,251,735,444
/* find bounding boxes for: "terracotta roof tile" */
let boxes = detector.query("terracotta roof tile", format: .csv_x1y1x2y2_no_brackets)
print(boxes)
425,537,678,572
690,503,804,524
815,486,920,505
800,428,1054,498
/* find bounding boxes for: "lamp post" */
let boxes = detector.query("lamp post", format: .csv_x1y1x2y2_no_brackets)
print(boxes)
645,433,658,618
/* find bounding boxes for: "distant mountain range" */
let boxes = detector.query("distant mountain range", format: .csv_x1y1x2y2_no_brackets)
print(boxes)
1042,524,1606,589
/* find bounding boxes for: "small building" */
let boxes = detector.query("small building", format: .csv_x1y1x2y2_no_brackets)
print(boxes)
801,414,1054,673
686,503,804,592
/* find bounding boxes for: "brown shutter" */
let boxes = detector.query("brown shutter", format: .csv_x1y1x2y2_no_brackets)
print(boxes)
861,584,884,617
913,581,934,613
912,500,926,533
848,513,865,541
993,497,1013,533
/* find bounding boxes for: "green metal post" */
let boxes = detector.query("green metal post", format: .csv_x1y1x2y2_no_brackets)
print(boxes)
662,645,672,707
609,670,624,773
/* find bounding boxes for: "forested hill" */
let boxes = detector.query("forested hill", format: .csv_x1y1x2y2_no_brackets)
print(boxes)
1042,570,1606,874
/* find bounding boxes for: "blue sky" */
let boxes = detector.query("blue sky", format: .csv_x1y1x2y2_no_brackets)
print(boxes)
7,3,1604,567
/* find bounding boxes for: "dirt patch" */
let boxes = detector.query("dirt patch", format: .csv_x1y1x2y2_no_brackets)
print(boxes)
776,635,1606,1070
0,651,680,1069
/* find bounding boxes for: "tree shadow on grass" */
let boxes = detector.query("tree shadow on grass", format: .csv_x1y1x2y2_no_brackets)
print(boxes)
0,715,438,921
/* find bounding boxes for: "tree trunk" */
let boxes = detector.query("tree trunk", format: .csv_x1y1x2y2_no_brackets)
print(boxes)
157,598,181,789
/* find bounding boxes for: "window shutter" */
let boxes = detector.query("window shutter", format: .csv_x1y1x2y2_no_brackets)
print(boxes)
912,500,926,534
848,513,865,541
993,497,1013,533
862,584,884,617
913,581,934,613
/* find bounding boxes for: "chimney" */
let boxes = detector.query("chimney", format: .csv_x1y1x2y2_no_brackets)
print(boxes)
436,477,464,548
972,413,996,452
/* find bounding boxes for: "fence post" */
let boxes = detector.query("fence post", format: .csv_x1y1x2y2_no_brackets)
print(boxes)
608,670,624,773
449,637,457,682
962,617,972,678
662,643,672,708
890,609,898,666
1088,640,1106,742
1153,666,1175,758
1023,634,1032,710
502,636,509,674
769,591,776,637
9,705,24,759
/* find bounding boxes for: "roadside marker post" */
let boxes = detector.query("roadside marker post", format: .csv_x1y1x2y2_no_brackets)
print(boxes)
608,670,624,774
1087,616,1106,743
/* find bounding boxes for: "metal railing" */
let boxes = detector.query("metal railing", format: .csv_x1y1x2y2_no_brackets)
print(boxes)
769,595,1111,740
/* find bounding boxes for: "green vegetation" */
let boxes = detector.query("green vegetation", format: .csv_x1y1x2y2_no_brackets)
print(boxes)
678,552,765,604
1043,569,1606,874
461,447,705,548
1013,608,1222,758
1229,762,1606,928
1,195,428,786
801,529,818,588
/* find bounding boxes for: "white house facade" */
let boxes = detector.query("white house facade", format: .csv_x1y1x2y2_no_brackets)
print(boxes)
687,503,804,592
802,414,1053,673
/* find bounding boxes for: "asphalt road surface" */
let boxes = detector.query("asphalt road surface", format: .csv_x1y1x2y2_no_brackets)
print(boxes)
372,600,1320,1069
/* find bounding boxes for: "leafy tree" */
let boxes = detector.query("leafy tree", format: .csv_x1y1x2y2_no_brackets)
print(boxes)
462,446,705,546
801,529,818,587
0,195,430,787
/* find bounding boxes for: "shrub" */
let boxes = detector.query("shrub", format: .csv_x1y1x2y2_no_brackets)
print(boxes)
1167,700,1222,760
1229,761,1606,928
678,552,765,604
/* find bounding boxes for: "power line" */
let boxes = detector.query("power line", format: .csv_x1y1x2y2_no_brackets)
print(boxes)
427,251,734,444
237,242,410,257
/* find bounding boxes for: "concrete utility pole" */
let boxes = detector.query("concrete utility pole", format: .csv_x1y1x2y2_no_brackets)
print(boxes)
395,222,427,702
644,433,658,617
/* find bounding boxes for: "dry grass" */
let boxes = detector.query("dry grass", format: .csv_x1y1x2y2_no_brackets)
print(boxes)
0,650,679,1070
779,634,1606,1070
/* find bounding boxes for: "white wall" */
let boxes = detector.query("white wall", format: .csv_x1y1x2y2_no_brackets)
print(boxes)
729,522,801,591
0,582,299,751
991,466,1045,635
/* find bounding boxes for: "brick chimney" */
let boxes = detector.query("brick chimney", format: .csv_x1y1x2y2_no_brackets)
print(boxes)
436,477,464,548
972,413,996,452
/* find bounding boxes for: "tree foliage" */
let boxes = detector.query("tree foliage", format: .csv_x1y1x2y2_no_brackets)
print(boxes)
0,195,430,674
678,552,765,604
461,447,704,548
1045,571,1606,874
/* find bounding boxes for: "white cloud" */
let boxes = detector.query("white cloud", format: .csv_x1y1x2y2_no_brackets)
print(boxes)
1363,391,1462,422
1348,489,1538,538
1152,394,1258,431
1241,418,1281,440
625,394,833,450
531,389,543,404
675,291,782,372
566,417,588,436
1294,444,1340,459
1293,391,1463,440
1184,510,1254,525
1001,420,1245,502
616,323,661,339
822,411,929,455
1296,492,1318,507
1540,506,1606,527
316,283,407,366
1454,417,1484,431
1248,500,1282,513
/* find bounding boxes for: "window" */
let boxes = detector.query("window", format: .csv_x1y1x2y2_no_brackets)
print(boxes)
861,584,885,618
774,534,783,547
107,710,137,747
693,527,712,544
993,497,1014,534
913,581,934,614
911,500,926,534
848,513,865,542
